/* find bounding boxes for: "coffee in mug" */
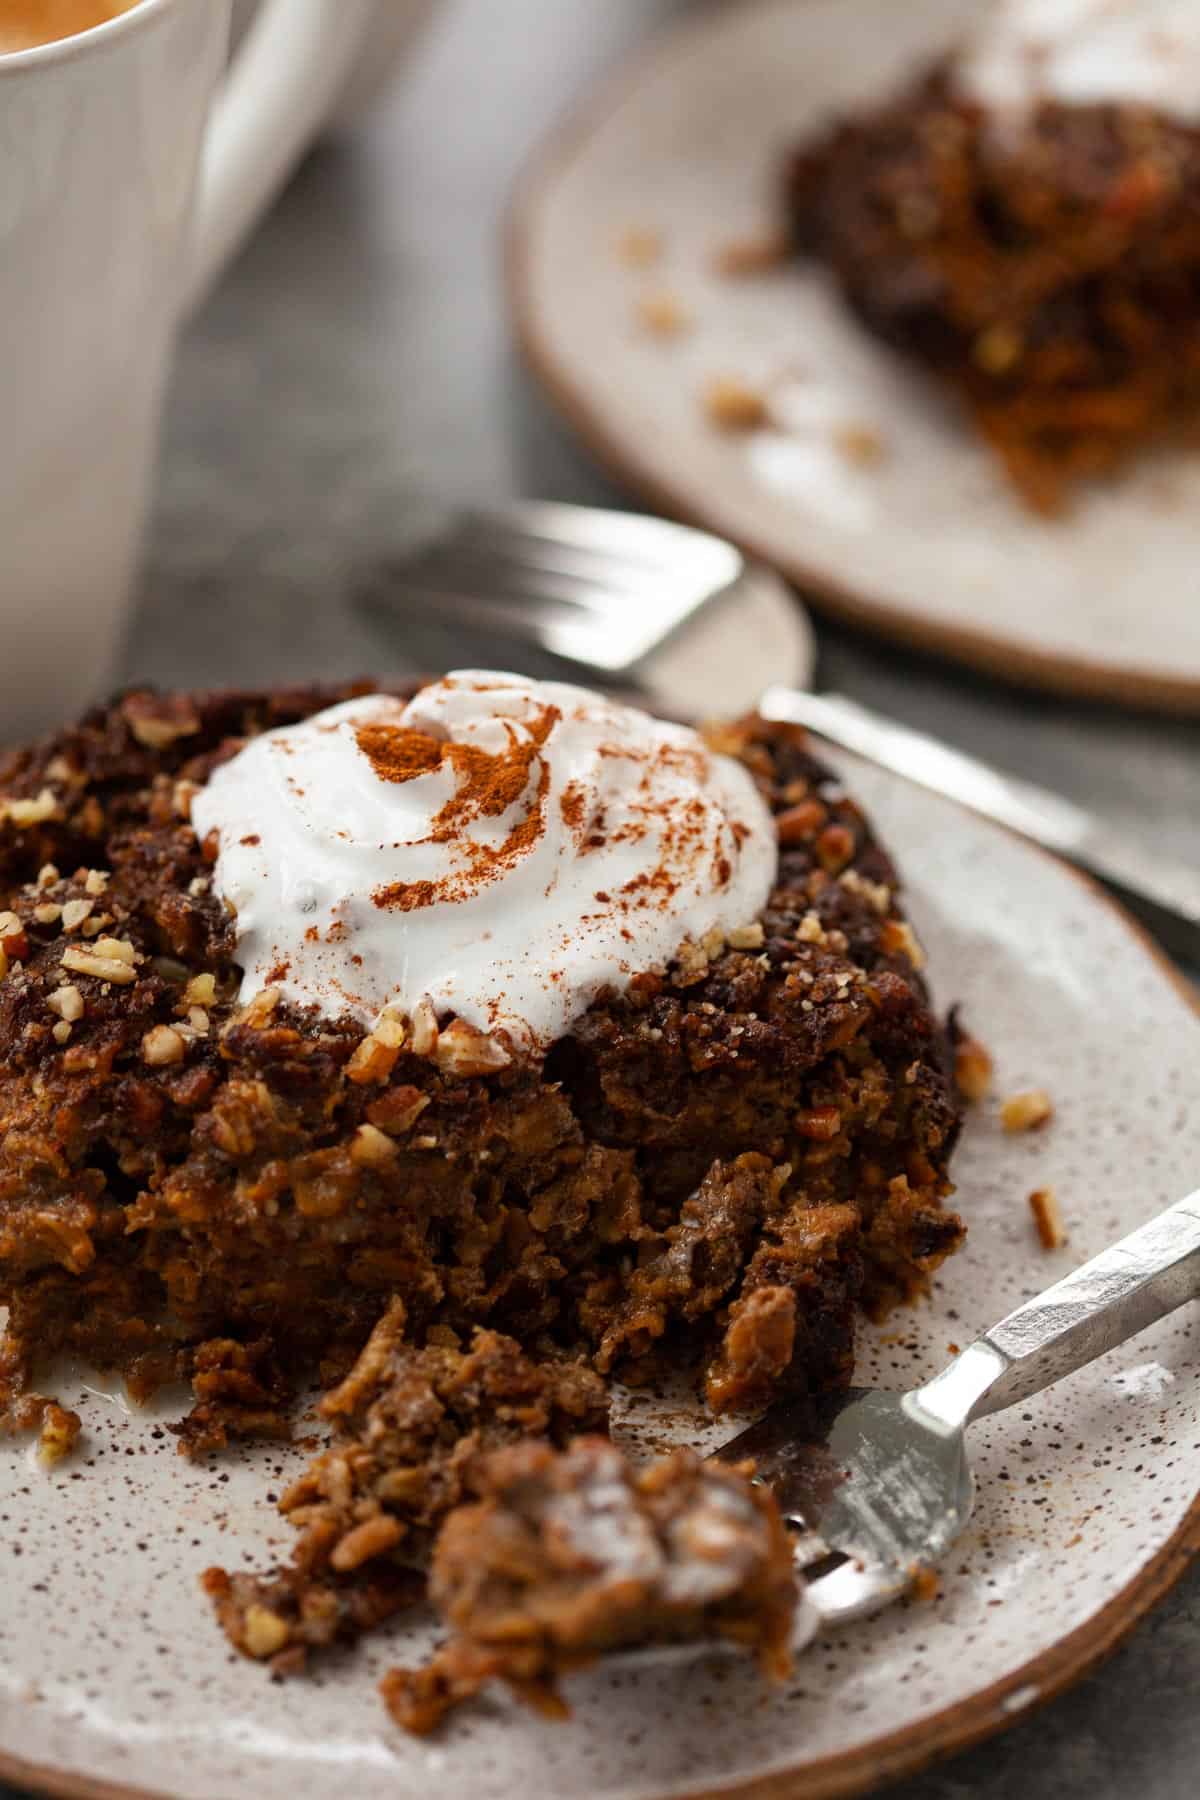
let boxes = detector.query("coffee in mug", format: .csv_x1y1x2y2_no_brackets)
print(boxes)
0,1,140,55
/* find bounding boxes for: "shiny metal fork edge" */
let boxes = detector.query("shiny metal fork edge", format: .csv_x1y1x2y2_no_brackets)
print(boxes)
360,500,746,674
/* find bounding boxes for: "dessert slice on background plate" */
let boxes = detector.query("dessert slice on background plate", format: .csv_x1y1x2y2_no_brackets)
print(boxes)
787,0,1200,514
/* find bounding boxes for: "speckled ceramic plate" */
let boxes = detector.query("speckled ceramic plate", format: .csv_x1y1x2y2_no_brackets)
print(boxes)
509,0,1200,711
2,758,1199,1800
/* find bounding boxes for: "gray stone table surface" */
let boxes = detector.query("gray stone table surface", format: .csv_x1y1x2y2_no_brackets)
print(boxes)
5,1,1198,1796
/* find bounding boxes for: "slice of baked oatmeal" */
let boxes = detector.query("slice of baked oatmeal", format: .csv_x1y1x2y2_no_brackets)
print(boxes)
381,1438,799,1733
0,681,963,1451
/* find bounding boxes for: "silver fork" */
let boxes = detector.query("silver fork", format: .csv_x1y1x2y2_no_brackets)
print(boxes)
362,500,1199,961
715,1184,1200,1633
362,500,746,675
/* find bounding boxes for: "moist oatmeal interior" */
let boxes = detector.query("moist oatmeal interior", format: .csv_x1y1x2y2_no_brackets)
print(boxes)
381,1437,799,1734
0,680,964,1713
203,1299,611,1670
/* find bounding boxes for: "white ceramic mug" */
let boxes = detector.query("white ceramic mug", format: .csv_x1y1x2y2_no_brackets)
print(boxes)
0,0,379,742
231,0,439,129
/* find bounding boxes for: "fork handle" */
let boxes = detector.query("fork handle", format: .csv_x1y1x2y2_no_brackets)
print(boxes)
915,1187,1200,1427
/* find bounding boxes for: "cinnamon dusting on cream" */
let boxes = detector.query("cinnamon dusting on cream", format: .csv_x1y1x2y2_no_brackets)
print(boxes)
192,672,776,1053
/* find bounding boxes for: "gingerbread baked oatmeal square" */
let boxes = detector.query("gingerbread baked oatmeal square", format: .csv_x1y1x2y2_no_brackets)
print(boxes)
0,670,965,1722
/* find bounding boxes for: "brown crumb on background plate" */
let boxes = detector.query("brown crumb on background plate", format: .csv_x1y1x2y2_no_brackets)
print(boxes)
835,424,888,468
712,229,790,277
636,291,691,337
703,375,769,431
616,225,663,268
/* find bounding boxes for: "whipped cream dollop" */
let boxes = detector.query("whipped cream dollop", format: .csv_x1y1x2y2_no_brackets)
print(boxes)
956,0,1200,124
191,672,776,1053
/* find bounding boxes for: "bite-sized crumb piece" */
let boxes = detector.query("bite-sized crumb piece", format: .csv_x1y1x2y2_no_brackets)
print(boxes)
1028,1186,1067,1251
635,291,692,337
834,424,887,469
37,1401,82,1466
703,375,769,431
0,1392,82,1465
712,230,790,277
908,1562,939,1604
1001,1089,1054,1133
204,1302,609,1668
615,226,663,268
173,1338,293,1457
381,1439,797,1734
954,1033,994,1104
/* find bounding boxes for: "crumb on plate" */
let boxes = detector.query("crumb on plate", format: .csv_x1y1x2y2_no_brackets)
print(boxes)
636,291,691,337
616,225,663,268
834,424,888,468
703,375,769,431
712,230,790,277
1028,1186,1067,1251
1001,1088,1054,1133
908,1562,940,1603
954,1033,993,1103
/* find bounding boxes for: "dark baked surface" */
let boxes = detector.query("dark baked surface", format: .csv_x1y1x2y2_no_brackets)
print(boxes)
0,681,962,1442
381,1437,798,1733
0,679,964,1718
786,70,1200,512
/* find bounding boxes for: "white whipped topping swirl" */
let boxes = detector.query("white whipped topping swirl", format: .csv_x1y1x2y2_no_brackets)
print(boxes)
957,0,1200,124
191,671,776,1054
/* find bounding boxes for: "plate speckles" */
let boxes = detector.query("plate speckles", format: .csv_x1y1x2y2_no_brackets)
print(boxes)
1,756,1199,1800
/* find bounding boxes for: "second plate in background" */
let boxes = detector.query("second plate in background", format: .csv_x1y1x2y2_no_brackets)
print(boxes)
510,0,1200,711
